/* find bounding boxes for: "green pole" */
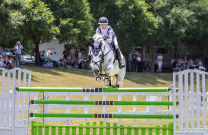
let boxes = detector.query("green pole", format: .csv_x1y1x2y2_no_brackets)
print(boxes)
103,88,168,92
30,113,174,119
32,113,94,118
112,114,173,119
33,100,95,105
31,100,174,105
17,87,168,92
17,87,82,92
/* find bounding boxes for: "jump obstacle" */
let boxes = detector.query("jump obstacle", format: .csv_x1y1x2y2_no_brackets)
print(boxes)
17,86,177,135
1,69,208,135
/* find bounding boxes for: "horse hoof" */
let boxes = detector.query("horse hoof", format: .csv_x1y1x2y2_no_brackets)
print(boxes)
108,82,111,86
115,84,119,88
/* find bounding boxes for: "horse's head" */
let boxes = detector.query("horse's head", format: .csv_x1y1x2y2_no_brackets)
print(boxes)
89,42,102,76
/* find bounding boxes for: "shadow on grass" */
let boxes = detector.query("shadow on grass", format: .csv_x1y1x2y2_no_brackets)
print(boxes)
21,65,94,83
22,65,173,86
125,72,173,86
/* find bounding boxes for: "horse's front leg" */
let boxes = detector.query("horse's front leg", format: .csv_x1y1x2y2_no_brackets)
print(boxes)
104,64,111,83
94,71,103,82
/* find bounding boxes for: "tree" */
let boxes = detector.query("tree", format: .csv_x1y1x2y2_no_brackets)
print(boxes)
42,0,93,46
185,0,208,60
0,0,26,45
145,0,194,72
21,0,59,65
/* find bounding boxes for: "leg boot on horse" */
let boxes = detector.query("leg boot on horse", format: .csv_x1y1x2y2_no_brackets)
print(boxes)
116,48,125,69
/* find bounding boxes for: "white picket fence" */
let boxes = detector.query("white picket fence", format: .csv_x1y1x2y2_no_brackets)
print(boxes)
173,69,208,135
0,68,38,135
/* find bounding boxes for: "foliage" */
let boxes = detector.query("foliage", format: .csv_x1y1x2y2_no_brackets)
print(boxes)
42,0,93,46
0,0,27,45
185,0,208,58
20,0,59,65
89,0,158,53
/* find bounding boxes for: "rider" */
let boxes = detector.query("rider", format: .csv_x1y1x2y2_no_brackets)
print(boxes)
95,17,125,69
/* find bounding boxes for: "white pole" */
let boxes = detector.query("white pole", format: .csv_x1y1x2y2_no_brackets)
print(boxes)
179,72,183,132
190,71,194,131
196,72,200,132
11,70,16,135
103,93,107,124
202,73,206,133
133,94,137,122
173,72,176,135
0,70,6,128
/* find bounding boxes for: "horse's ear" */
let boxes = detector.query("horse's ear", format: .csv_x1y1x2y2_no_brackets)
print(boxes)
90,43,94,49
99,43,102,48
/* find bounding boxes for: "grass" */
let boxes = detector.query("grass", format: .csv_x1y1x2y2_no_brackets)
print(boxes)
0,65,208,134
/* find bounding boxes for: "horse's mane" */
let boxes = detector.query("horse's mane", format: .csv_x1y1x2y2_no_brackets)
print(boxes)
93,33,104,44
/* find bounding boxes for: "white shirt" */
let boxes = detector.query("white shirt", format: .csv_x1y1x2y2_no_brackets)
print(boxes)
157,56,163,62
14,45,23,54
52,54,56,58
78,52,83,63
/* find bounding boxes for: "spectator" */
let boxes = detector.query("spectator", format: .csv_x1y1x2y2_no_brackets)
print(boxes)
63,48,68,59
195,59,199,68
52,52,56,58
0,47,4,55
39,51,45,63
3,57,10,66
13,49,16,55
154,56,158,72
51,52,59,67
132,51,138,72
77,49,83,68
0,57,7,68
14,41,23,68
65,59,72,69
71,58,75,68
199,64,206,71
8,57,13,64
0,47,8,58
41,50,46,56
172,59,177,68
61,58,66,67
198,59,203,66
187,59,195,69
67,54,71,60
157,54,163,72
145,62,150,72
69,45,76,62
46,50,51,57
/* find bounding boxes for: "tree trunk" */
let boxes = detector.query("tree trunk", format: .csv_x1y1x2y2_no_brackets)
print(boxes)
35,37,41,66
149,43,155,73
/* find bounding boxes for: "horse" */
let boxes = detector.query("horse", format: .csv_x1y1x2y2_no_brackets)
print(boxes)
89,34,126,87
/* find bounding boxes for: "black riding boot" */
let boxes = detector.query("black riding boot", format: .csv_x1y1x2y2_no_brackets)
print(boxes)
116,48,125,69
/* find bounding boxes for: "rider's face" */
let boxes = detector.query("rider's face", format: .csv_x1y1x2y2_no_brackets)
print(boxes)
100,24,107,30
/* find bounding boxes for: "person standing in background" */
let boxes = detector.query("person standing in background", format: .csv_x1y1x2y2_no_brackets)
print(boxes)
157,54,163,73
69,45,76,60
132,51,138,72
14,41,23,68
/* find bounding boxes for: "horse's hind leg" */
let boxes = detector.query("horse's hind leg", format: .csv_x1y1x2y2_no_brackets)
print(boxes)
108,76,111,86
115,74,119,88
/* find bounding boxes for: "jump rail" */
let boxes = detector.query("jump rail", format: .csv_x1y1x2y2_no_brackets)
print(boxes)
30,113,177,119
31,100,178,105
16,87,174,92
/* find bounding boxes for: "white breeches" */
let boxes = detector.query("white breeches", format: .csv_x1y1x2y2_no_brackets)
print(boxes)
113,36,119,49
158,62,162,70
